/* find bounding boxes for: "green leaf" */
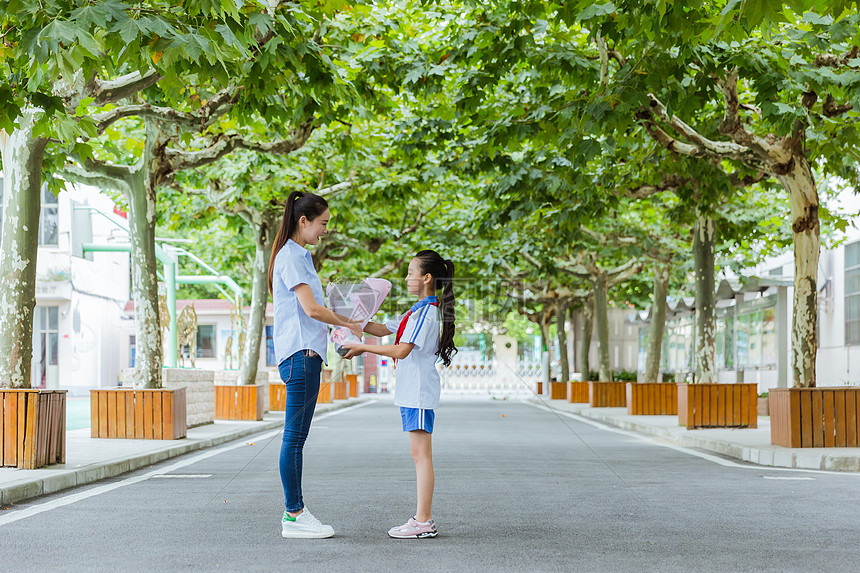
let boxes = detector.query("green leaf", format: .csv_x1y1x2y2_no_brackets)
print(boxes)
576,3,616,21
801,11,833,26
249,12,273,36
72,142,94,163
71,5,111,29
111,17,140,45
75,97,96,117
40,20,78,45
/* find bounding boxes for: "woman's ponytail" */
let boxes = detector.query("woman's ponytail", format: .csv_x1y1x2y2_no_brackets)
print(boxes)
416,250,458,367
268,190,328,294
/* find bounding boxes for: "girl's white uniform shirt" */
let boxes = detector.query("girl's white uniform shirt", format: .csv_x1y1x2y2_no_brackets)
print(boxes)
384,302,441,410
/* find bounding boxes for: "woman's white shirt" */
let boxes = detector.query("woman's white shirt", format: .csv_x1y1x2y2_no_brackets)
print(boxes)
384,302,441,409
272,239,328,365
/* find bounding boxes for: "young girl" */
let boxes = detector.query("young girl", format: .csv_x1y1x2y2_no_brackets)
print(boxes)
342,250,457,539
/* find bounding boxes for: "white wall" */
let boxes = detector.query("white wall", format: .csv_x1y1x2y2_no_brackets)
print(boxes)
33,184,130,395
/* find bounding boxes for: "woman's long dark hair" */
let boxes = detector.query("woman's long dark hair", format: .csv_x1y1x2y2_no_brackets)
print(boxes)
415,249,457,367
268,190,329,294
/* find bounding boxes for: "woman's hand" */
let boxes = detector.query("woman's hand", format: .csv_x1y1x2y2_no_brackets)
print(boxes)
347,321,364,340
341,342,365,359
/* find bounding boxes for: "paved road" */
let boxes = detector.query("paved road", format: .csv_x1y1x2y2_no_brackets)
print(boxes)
2,398,859,572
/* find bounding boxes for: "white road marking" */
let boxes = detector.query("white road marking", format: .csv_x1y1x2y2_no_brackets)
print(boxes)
763,476,815,481
0,401,372,527
523,400,860,477
152,474,213,479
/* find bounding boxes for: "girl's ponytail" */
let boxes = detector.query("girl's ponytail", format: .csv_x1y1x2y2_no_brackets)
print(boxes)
415,250,458,367
438,259,457,367
268,190,328,294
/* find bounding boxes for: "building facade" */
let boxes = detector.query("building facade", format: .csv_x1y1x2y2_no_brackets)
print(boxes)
635,223,860,393
120,299,276,376
0,177,131,395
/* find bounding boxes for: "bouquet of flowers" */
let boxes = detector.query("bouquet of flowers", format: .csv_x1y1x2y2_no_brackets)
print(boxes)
327,278,392,356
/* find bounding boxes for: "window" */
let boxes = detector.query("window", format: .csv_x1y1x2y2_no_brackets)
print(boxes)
723,315,734,369
661,315,693,372
637,327,648,372
749,310,763,366
196,324,216,358
845,242,860,344
736,314,750,367
33,306,59,388
39,184,59,246
761,308,776,365
266,325,276,366
715,319,724,368
734,304,777,368
180,325,215,359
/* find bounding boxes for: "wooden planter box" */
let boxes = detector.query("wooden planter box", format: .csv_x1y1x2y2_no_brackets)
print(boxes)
318,370,333,404
568,381,589,403
770,387,860,448
347,374,359,398
549,381,568,400
270,383,286,412
91,387,187,440
677,383,757,429
757,396,769,416
589,382,627,407
333,378,348,400
627,383,678,415
215,383,265,421
1,389,67,469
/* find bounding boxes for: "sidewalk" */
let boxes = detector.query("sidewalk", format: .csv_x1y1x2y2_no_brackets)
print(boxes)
533,398,860,473
0,398,367,506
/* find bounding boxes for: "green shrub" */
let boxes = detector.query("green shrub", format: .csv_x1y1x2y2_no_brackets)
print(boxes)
614,370,638,381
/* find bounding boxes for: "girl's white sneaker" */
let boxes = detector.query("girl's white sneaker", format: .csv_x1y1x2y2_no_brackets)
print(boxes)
388,517,437,539
281,509,335,538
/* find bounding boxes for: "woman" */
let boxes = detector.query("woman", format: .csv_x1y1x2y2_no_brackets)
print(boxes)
268,190,363,539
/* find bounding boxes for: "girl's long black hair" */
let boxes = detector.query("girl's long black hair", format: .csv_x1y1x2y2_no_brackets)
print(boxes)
415,249,457,367
268,190,329,295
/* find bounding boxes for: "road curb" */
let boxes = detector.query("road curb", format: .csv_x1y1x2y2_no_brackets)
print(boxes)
0,398,368,506
530,398,860,473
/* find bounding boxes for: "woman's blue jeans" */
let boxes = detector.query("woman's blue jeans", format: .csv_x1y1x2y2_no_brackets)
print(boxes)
278,350,322,512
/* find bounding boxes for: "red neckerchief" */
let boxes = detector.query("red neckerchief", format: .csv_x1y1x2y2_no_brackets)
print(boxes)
394,296,439,364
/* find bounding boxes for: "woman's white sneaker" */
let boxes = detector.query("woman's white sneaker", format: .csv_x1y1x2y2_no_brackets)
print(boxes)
281,509,335,538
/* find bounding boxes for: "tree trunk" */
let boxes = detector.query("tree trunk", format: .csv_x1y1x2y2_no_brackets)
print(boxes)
539,310,552,383
556,300,570,382
238,218,275,385
693,215,717,384
129,121,168,388
0,112,47,389
580,295,594,379
594,275,612,381
644,262,670,384
780,157,819,388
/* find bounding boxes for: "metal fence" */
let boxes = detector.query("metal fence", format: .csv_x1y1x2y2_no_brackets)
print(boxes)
439,359,540,397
